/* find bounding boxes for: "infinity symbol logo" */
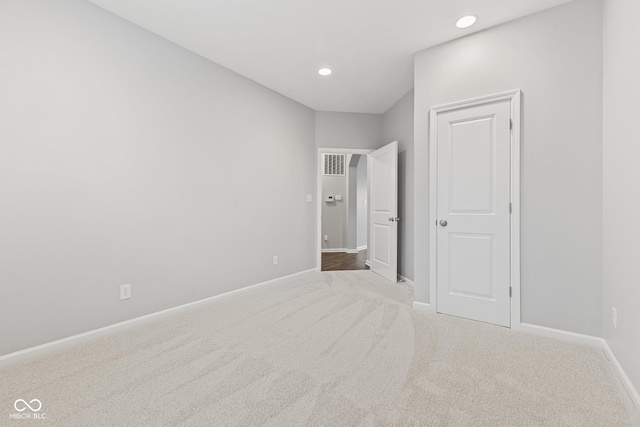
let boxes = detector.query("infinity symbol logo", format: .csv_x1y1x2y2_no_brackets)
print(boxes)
14,399,42,412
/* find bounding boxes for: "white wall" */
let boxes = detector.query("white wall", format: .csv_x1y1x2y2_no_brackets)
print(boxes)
414,0,603,335
382,90,414,281
315,112,383,149
603,0,640,394
0,0,316,356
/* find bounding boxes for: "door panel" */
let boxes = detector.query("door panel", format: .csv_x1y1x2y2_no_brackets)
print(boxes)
449,233,494,299
436,100,511,327
373,224,390,264
369,141,398,283
450,117,495,214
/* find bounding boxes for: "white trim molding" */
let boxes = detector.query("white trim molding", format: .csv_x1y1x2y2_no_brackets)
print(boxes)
0,269,316,367
321,248,364,254
602,340,640,409
398,275,415,288
429,89,522,330
519,323,603,347
412,301,435,313
357,245,367,251
520,323,640,409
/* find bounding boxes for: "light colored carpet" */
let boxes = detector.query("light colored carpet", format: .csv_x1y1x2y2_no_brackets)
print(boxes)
1,271,638,426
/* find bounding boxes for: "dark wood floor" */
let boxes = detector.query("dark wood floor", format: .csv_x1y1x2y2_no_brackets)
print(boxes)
321,250,369,271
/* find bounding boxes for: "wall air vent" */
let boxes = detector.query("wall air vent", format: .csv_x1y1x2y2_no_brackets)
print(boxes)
323,153,345,176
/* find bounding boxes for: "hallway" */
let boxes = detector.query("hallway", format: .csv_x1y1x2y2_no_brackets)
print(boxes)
321,250,369,271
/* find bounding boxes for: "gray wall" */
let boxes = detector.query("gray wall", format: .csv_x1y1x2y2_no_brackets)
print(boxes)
317,108,413,276
603,0,640,393
322,154,366,252
345,154,367,251
382,90,415,281
414,0,603,335
347,160,358,251
315,112,383,149
316,112,383,256
356,158,368,249
321,173,347,250
0,0,316,356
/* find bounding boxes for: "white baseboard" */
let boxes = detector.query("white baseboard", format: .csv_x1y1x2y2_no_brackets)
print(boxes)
602,339,640,409
519,323,603,347
520,323,640,409
0,268,316,367
412,301,435,313
322,248,364,254
357,245,367,251
398,275,414,288
365,260,371,267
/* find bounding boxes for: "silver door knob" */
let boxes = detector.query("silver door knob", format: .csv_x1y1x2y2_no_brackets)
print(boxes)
388,217,400,222
439,220,448,227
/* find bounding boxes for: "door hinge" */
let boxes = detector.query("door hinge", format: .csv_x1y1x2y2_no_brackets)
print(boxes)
509,202,512,213
509,119,513,130
509,286,512,298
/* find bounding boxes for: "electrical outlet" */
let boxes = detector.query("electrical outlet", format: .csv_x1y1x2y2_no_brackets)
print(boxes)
324,235,328,241
273,255,278,266
120,284,131,300
612,307,617,328
306,194,312,203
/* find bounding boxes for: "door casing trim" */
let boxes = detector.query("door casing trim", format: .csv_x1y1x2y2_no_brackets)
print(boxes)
428,89,522,329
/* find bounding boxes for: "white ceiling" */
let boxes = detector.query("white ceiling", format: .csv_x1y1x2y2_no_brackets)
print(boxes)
87,0,572,114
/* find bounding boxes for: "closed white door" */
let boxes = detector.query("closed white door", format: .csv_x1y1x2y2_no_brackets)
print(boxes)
369,141,398,283
436,100,511,327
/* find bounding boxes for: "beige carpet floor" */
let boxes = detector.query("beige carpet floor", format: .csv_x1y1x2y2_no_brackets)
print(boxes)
1,271,638,426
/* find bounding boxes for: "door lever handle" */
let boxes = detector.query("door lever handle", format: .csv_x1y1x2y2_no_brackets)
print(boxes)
388,217,400,222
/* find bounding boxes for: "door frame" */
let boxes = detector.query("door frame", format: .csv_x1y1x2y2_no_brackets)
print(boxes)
428,89,522,329
316,147,374,271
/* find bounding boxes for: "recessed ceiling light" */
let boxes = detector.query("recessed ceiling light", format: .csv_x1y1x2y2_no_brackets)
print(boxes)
456,15,477,29
318,68,332,76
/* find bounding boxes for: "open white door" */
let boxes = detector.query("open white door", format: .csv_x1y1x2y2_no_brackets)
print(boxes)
369,141,398,283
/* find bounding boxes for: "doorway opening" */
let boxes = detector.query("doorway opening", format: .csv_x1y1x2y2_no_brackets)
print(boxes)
319,152,369,271
316,142,399,282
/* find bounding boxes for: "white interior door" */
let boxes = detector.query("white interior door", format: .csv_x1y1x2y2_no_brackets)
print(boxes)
369,141,398,283
436,100,511,327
